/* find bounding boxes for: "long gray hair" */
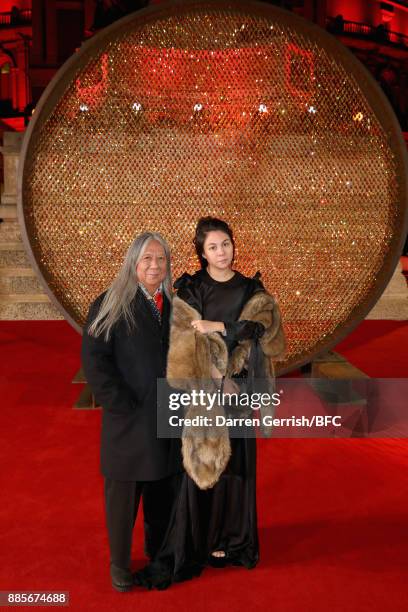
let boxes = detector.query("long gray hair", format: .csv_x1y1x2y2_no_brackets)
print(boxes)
88,232,172,340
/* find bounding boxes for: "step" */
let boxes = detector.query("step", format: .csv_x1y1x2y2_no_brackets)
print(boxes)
0,242,25,251
0,275,43,294
0,267,36,277
0,302,63,320
366,297,408,320
0,249,30,267
0,293,51,304
0,205,18,220
0,220,21,241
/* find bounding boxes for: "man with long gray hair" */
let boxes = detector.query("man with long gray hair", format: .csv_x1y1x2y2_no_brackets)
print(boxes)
81,231,182,592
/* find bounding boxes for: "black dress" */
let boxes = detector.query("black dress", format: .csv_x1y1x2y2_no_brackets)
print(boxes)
134,269,266,588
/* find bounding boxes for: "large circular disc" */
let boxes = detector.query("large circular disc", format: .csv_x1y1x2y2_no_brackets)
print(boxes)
18,0,408,373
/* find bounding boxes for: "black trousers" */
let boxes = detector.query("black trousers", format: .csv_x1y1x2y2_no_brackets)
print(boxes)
104,473,181,569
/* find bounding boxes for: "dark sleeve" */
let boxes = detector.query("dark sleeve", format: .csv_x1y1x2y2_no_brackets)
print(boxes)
224,272,266,342
173,272,203,315
224,320,266,343
81,296,137,414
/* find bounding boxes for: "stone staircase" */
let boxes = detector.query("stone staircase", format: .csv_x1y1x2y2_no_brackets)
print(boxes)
0,216,62,320
0,132,62,320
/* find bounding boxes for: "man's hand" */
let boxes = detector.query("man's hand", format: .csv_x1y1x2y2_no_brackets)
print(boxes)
191,320,225,334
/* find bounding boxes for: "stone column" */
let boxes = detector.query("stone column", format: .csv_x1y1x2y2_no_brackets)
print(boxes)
0,132,24,210
46,0,58,66
10,67,19,111
84,0,95,33
16,39,30,112
31,0,45,65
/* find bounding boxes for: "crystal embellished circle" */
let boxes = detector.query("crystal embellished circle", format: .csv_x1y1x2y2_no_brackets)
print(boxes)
18,0,408,373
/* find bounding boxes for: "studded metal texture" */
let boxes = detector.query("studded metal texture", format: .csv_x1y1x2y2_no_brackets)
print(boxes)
18,1,408,373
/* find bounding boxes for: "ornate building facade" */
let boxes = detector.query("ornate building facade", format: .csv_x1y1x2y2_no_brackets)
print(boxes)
0,1,407,131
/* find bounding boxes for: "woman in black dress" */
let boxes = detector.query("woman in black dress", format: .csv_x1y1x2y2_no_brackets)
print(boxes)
134,217,285,589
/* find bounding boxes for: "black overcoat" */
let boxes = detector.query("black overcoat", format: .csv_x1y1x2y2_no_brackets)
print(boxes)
81,289,182,481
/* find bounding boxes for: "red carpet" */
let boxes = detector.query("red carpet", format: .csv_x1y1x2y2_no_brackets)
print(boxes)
1,320,407,611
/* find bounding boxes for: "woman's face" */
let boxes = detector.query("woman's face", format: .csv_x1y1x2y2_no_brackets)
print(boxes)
202,230,234,270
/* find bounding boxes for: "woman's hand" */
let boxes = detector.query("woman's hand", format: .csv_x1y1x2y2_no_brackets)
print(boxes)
191,320,225,334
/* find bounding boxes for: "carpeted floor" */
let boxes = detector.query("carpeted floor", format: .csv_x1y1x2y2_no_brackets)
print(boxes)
0,320,407,611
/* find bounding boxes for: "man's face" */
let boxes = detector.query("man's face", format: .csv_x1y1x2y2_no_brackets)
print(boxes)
136,239,167,294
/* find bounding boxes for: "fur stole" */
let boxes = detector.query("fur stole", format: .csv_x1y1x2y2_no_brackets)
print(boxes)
166,291,286,489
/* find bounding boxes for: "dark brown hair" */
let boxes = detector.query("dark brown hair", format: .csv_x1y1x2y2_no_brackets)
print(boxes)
193,216,235,269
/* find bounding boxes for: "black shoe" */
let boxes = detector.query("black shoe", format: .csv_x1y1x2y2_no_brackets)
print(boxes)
133,568,152,590
133,566,171,591
110,563,134,593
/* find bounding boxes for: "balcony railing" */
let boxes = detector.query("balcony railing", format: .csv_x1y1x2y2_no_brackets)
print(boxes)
326,17,408,49
0,8,32,28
